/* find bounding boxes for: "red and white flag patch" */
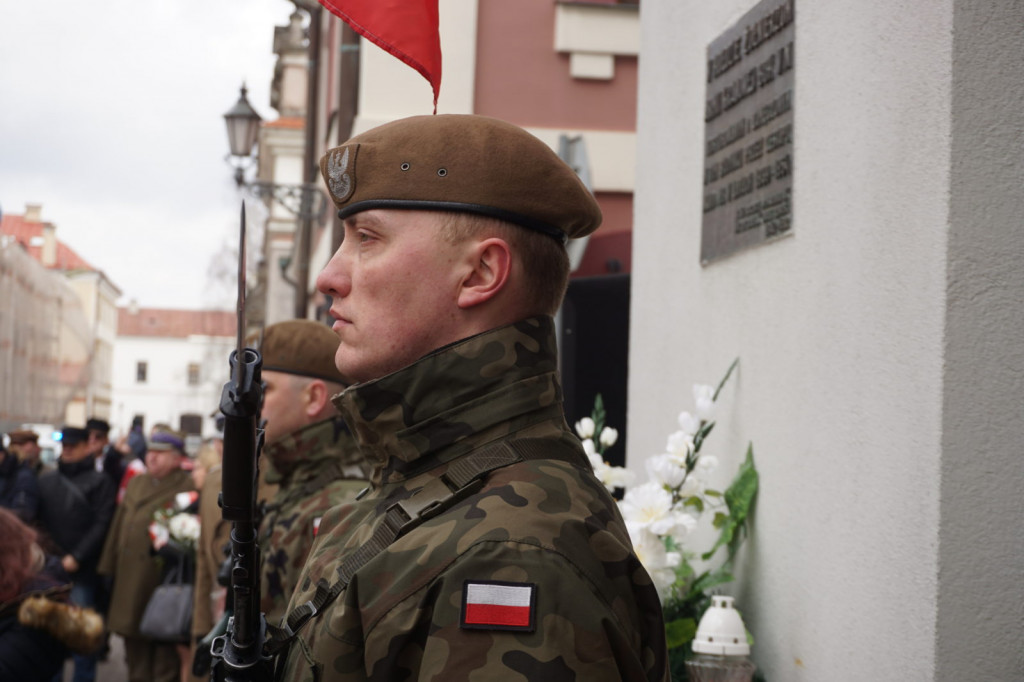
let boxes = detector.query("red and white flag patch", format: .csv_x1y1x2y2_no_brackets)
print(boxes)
460,580,536,632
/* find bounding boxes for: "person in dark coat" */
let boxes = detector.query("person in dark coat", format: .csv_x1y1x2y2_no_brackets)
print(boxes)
0,436,40,524
86,418,126,492
6,429,44,474
37,426,116,682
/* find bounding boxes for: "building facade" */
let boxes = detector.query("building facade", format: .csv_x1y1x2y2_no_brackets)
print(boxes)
112,305,235,446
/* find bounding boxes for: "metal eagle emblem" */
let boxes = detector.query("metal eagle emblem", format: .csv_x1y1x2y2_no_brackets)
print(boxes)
326,146,353,202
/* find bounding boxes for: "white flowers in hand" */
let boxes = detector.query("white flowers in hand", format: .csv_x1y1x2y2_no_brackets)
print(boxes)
168,512,201,543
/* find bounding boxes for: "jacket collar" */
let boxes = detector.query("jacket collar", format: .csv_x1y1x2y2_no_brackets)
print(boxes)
262,417,360,482
332,316,565,486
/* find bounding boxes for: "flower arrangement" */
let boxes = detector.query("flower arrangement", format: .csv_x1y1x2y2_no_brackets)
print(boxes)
576,359,760,680
149,490,201,554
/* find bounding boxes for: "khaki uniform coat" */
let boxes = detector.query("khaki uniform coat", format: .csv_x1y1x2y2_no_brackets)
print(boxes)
98,468,194,637
191,465,231,640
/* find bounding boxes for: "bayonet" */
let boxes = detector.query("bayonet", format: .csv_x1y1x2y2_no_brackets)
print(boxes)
206,201,273,682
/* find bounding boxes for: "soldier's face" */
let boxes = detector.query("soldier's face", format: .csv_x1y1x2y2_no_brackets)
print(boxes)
317,209,470,384
261,371,310,446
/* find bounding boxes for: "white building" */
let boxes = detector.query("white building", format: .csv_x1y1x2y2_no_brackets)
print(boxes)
112,305,236,446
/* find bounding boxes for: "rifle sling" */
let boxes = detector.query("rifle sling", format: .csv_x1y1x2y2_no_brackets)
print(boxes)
264,437,580,655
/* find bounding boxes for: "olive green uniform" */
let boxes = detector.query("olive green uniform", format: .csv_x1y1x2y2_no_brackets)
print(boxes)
274,317,668,681
98,468,195,682
259,418,369,625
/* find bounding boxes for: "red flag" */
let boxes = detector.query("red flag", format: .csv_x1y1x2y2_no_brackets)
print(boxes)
319,0,442,111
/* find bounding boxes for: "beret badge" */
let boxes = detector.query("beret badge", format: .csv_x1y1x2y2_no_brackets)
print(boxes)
326,146,355,203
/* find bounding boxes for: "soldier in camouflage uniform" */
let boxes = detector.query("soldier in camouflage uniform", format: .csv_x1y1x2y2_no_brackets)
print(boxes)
256,319,371,626
268,115,669,681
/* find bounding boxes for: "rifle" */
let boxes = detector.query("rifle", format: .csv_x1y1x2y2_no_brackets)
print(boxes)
208,203,273,682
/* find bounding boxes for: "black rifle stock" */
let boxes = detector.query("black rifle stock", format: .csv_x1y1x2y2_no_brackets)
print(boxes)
210,347,273,681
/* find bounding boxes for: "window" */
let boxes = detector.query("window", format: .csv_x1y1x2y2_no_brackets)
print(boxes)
187,363,200,386
136,361,148,383
179,414,202,436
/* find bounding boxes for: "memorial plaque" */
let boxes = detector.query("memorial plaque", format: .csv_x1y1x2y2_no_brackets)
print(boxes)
701,0,795,264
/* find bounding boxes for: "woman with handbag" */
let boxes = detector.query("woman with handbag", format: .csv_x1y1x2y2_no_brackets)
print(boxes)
98,428,195,682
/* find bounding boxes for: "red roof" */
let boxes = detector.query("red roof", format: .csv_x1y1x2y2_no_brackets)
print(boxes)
119,308,236,338
264,117,304,130
0,212,94,271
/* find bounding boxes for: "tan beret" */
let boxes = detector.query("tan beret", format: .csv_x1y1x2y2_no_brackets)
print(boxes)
319,114,602,242
260,319,346,385
7,430,39,445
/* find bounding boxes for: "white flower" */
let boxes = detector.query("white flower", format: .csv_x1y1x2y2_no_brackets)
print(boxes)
665,430,693,461
677,411,701,436
575,417,595,439
697,454,719,473
602,464,636,490
627,526,681,600
678,473,704,498
645,453,687,489
620,482,675,530
599,426,618,449
581,438,596,457
148,521,169,550
693,384,716,420
168,513,201,544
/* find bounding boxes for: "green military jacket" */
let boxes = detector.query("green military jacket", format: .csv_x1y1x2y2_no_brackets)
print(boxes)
274,317,668,681
260,418,369,626
97,468,195,637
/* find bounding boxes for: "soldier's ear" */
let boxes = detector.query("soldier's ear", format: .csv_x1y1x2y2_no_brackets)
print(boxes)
457,237,511,310
304,380,331,417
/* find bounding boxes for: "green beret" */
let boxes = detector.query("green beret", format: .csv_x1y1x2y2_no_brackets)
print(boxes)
319,114,602,243
260,319,346,385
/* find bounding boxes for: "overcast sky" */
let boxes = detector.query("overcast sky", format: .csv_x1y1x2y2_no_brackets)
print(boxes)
0,0,297,310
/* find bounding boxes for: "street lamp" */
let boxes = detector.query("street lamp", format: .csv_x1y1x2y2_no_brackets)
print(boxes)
224,85,262,186
222,83,326,318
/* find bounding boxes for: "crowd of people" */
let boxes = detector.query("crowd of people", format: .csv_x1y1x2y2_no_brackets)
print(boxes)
2,113,671,681
0,318,371,682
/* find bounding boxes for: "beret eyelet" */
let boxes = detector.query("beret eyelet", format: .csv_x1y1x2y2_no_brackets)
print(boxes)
400,162,411,171
437,168,447,177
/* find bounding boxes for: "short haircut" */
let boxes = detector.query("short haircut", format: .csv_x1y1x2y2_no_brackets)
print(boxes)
438,212,570,316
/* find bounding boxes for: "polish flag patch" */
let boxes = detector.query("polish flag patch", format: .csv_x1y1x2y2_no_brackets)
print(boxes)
460,581,536,632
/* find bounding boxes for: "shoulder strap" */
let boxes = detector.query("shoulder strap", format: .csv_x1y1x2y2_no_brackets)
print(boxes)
264,437,579,654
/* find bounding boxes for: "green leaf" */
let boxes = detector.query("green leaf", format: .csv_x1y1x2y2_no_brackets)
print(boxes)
693,421,715,450
713,357,740,401
712,511,729,529
684,568,735,602
702,444,758,561
665,617,698,648
704,489,722,498
683,496,704,513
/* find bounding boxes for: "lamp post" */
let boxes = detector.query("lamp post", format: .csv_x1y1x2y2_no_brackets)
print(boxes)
223,84,326,319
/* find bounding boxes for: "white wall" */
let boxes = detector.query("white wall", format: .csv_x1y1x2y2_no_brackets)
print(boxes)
631,1,1022,680
112,335,234,440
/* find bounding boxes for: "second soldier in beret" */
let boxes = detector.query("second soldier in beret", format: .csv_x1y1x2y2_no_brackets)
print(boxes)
272,115,668,681
252,319,370,628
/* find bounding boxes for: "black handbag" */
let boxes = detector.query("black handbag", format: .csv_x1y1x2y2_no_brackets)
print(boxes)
138,554,193,643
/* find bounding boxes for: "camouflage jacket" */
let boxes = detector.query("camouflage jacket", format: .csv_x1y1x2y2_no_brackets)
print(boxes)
260,418,370,626
274,317,668,681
